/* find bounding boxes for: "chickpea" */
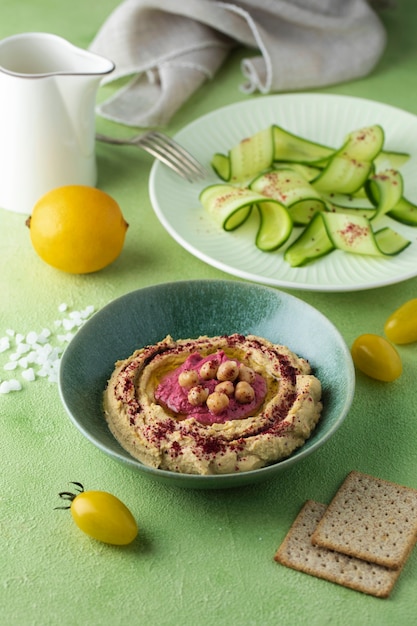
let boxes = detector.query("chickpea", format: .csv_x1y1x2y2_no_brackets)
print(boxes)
178,369,199,388
215,380,235,397
217,360,239,382
235,381,255,404
206,391,230,414
239,364,256,384
199,359,219,380
188,385,209,406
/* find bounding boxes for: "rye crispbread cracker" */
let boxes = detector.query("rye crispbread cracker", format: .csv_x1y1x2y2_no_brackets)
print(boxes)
274,500,403,598
311,471,417,570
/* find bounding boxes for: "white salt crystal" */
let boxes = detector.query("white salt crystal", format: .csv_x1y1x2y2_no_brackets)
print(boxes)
37,344,53,359
36,353,49,366
0,337,10,353
0,379,22,393
16,343,30,355
62,318,76,331
26,351,37,364
4,361,17,371
21,368,35,381
0,302,97,393
47,347,62,361
26,331,39,345
57,333,74,343
37,329,51,343
83,305,95,317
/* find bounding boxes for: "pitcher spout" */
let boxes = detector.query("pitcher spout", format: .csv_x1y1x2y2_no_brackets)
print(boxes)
0,31,115,78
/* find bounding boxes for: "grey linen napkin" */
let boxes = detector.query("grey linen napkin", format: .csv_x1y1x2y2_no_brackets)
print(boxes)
89,0,386,127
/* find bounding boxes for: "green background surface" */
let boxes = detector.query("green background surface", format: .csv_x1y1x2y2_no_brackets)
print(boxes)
1,2,417,625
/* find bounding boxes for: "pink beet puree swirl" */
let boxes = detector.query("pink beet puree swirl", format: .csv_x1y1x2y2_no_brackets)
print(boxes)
154,351,267,425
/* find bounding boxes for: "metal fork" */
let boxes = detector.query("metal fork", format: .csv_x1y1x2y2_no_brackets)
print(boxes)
96,131,208,182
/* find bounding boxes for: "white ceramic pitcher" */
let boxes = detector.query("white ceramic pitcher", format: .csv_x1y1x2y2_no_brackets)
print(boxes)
0,32,114,214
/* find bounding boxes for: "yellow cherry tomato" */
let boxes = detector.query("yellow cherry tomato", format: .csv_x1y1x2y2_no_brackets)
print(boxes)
57,482,138,545
351,334,402,382
384,298,417,345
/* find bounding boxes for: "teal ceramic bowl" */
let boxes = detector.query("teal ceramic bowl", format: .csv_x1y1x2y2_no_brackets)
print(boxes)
58,280,355,489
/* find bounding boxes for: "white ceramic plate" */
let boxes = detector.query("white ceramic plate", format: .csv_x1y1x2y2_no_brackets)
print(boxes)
149,94,417,292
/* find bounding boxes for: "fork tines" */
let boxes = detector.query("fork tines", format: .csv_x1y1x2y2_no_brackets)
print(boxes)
139,131,207,182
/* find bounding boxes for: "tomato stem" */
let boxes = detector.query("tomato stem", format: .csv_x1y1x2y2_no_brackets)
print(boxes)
55,482,85,510
70,481,85,493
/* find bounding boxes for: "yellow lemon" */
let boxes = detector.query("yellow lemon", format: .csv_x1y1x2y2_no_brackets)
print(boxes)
27,185,128,274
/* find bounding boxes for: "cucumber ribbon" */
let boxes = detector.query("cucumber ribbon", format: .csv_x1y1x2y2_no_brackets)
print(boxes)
202,124,416,266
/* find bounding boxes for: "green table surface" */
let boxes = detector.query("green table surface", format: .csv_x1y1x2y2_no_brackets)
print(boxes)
1,2,417,625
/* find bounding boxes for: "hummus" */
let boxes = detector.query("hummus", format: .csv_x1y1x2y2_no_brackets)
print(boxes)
103,334,322,475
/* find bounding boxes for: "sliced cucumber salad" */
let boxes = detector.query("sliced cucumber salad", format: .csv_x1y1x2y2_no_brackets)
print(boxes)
200,124,416,267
